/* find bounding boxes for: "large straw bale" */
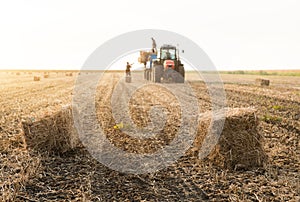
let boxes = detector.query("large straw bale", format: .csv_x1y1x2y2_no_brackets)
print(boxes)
22,106,81,154
190,108,267,170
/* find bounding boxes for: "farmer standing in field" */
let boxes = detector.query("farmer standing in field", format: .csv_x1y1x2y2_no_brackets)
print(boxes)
126,62,132,76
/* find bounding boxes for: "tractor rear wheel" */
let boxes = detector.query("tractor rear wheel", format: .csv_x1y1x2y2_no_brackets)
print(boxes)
177,65,185,83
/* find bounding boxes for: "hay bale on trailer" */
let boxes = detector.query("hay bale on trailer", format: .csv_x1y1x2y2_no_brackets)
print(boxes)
33,76,41,81
22,106,81,154
138,51,151,67
190,108,267,170
255,78,270,86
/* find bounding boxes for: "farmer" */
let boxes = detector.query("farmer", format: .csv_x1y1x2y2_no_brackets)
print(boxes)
151,37,157,53
125,62,132,76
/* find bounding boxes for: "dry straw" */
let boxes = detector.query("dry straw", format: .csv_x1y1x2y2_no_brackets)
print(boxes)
22,105,81,154
138,51,151,64
190,108,267,170
21,104,267,169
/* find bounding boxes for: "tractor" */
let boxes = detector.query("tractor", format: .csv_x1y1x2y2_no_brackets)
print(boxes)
143,44,185,83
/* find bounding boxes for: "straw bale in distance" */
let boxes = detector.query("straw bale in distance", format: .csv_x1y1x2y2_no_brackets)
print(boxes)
33,76,40,81
44,74,49,78
255,78,270,86
22,106,81,154
190,108,267,170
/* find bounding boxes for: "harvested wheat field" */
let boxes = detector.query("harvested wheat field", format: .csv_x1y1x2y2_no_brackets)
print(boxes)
0,70,299,201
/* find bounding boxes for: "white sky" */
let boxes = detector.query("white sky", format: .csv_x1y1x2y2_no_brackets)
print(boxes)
0,0,300,70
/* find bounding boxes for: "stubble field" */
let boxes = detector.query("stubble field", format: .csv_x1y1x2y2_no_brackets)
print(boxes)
0,70,299,201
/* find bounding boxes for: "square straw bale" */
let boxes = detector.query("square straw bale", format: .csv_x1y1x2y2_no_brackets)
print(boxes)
22,106,81,154
189,108,267,170
255,78,270,86
33,76,40,81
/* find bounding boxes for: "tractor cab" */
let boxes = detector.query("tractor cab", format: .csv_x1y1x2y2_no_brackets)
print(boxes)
159,45,177,60
157,44,181,71
160,45,177,60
